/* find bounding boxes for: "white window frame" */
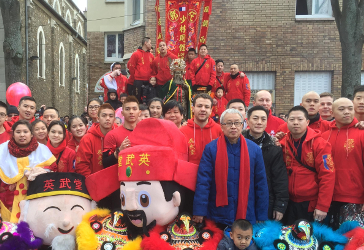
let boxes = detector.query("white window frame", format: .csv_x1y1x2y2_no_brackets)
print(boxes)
132,0,141,23
65,10,72,27
77,22,83,37
37,26,46,78
104,33,124,62
59,43,65,87
105,0,124,2
296,0,334,19
75,54,80,93
53,0,61,14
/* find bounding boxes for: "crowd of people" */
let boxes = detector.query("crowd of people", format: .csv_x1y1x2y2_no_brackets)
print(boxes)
0,36,364,250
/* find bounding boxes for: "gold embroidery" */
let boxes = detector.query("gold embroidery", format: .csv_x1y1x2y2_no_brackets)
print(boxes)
188,138,196,156
306,152,314,166
326,154,335,172
344,139,355,154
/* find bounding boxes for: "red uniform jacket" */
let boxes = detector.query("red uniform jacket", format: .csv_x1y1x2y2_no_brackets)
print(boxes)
224,74,251,106
0,123,12,144
67,137,80,151
212,96,228,124
7,116,35,126
48,147,76,173
190,55,216,87
179,118,222,165
100,73,127,101
185,60,193,81
280,127,335,212
75,123,108,177
278,114,330,134
152,51,178,86
322,118,364,204
127,49,154,84
103,125,132,154
266,110,285,136
211,72,229,96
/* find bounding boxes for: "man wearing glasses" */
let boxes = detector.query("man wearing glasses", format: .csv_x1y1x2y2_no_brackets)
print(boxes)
0,101,11,144
192,108,268,229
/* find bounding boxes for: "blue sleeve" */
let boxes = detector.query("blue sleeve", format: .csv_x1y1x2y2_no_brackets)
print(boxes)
193,142,215,217
254,147,269,221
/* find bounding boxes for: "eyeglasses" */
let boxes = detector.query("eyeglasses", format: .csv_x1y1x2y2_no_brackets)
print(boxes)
89,105,100,110
0,113,6,118
221,122,243,127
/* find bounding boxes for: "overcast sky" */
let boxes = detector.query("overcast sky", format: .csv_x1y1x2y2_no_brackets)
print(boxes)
73,0,87,11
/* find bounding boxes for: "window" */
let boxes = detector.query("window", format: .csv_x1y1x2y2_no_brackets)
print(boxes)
361,72,364,85
296,0,333,18
245,72,276,107
59,43,65,86
75,54,80,93
294,72,332,105
53,0,61,14
133,0,141,22
77,22,83,37
105,33,124,61
37,26,45,78
65,10,72,27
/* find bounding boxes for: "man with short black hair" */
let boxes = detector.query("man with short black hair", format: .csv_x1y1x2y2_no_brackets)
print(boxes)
185,48,196,82
353,85,364,122
280,106,334,225
243,106,289,221
227,99,248,129
180,93,222,164
42,107,60,127
189,44,216,93
127,37,154,101
9,96,36,124
0,101,11,144
319,92,334,121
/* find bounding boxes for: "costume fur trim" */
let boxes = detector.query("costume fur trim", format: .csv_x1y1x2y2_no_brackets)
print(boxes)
122,236,142,250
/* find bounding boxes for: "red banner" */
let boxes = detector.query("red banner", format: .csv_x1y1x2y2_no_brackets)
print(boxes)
198,0,212,49
155,0,163,56
165,0,201,59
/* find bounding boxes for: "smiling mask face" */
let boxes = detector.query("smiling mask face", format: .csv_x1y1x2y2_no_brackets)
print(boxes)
20,195,93,245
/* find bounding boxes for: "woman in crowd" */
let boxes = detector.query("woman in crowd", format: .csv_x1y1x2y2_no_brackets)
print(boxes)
87,98,103,128
0,120,55,221
67,116,88,152
148,97,164,119
31,120,48,145
46,121,76,172
163,100,184,128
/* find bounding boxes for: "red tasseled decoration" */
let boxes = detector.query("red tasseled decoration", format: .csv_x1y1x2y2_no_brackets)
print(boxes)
344,227,364,250
140,225,174,250
199,219,224,250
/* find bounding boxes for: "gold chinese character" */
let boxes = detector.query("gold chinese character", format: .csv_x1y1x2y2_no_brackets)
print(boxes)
155,6,160,12
180,15,186,24
179,44,186,51
180,25,186,33
126,154,135,165
204,6,209,13
200,36,206,43
158,19,162,26
188,10,197,22
202,20,209,27
179,34,186,42
178,53,184,58
139,153,151,166
118,156,123,167
169,9,179,21
158,33,162,39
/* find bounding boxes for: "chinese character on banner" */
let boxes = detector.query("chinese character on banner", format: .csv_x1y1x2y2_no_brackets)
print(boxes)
155,0,164,56
44,179,55,191
74,179,83,190
198,0,212,49
60,178,71,189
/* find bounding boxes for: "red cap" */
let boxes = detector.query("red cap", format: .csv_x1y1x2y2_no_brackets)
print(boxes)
86,119,198,202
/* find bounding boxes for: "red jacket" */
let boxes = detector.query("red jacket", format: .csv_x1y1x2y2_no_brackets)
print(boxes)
212,96,228,124
322,118,364,204
211,72,229,97
185,60,193,81
127,49,154,84
49,147,76,173
0,123,12,144
68,137,80,151
280,127,335,212
179,118,222,165
7,116,35,126
100,73,127,101
103,125,132,154
152,51,178,85
224,74,251,106
190,55,216,87
278,114,330,134
75,123,107,177
266,110,285,136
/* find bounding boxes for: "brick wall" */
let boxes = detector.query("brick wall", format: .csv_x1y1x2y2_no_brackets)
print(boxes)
145,0,363,114
124,26,146,55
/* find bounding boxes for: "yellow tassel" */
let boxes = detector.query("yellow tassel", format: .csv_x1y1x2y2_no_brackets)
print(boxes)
122,236,142,250
76,208,111,250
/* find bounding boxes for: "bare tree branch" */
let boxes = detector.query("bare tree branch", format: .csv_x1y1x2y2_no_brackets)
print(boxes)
331,0,342,33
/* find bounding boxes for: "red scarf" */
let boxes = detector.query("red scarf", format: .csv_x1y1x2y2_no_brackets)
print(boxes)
8,136,39,158
215,134,250,219
47,138,67,157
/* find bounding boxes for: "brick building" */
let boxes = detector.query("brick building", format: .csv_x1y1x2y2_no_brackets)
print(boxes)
0,0,87,116
87,0,145,100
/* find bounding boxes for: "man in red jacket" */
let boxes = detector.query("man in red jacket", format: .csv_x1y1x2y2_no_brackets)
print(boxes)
184,48,196,82
280,106,335,225
319,92,334,121
75,104,116,177
127,37,154,101
180,93,222,165
224,64,251,106
100,62,127,102
353,85,364,122
0,101,11,144
152,41,178,96
189,44,216,93
322,98,364,229
103,96,140,168
7,96,36,126
253,90,284,136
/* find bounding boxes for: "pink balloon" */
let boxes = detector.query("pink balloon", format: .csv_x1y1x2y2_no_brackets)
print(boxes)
115,107,124,123
6,82,32,106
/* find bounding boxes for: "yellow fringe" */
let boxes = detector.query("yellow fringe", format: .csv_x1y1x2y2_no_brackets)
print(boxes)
122,236,142,250
76,208,111,250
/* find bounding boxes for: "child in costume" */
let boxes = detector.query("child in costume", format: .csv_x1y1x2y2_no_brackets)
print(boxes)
217,219,258,250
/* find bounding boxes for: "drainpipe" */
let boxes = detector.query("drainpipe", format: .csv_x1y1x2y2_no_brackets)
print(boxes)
25,0,29,85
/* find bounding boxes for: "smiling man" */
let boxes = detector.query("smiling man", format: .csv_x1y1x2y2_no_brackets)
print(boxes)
353,85,364,122
19,172,96,250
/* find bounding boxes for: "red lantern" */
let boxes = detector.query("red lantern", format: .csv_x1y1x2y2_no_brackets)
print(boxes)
6,82,32,106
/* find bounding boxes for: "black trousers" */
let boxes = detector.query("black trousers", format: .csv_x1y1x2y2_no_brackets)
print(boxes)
128,80,149,102
326,201,348,230
283,200,313,225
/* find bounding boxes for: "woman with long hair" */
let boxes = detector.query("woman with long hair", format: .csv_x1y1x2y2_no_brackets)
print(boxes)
87,98,103,128
67,116,88,151
31,120,48,145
